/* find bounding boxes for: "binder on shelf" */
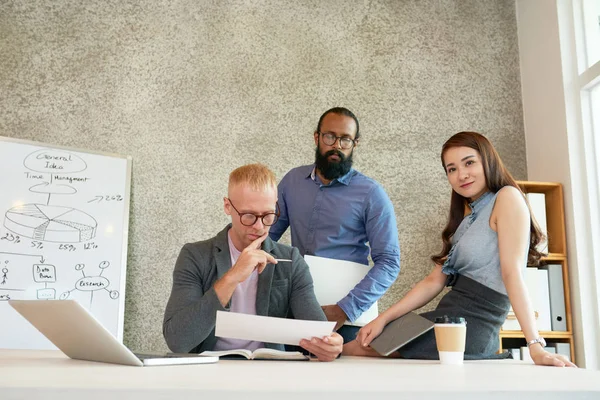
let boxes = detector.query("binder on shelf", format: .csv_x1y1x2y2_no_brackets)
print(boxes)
508,348,521,360
535,268,552,331
525,267,539,331
502,269,535,331
501,268,551,331
541,264,567,331
550,342,571,361
527,192,548,253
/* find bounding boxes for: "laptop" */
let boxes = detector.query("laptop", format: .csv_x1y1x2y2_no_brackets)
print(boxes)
369,312,435,356
9,300,219,366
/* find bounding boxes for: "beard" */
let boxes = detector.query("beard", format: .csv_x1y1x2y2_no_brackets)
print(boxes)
315,146,353,181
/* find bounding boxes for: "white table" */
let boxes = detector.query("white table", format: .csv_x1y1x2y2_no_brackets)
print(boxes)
1,349,598,399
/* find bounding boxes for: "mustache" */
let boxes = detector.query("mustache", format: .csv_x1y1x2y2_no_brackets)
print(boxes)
324,149,345,160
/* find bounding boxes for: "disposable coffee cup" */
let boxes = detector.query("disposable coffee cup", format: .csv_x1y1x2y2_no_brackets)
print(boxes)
434,316,467,365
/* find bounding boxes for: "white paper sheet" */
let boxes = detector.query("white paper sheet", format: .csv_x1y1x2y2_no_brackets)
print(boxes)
215,311,336,345
304,254,378,327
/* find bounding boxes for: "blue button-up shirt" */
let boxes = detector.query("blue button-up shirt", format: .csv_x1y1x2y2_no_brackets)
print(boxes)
269,164,401,322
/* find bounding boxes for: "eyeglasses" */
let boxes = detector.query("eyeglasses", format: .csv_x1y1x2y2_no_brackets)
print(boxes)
319,132,356,149
227,198,280,226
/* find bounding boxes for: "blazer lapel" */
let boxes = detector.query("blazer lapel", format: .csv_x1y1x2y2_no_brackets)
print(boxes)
213,225,233,280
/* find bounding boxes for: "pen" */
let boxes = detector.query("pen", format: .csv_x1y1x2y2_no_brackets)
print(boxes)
274,259,292,262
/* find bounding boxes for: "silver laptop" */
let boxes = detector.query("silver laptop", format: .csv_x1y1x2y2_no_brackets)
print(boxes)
9,299,219,366
369,312,435,356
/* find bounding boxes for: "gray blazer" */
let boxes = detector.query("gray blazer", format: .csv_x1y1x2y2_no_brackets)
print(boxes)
163,225,326,353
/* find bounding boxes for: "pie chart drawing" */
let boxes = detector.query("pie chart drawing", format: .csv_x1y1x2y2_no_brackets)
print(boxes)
4,204,97,243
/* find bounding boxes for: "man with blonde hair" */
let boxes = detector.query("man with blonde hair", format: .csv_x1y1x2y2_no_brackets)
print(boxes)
163,163,343,361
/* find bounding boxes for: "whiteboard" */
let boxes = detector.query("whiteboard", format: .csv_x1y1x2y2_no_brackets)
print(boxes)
0,136,132,349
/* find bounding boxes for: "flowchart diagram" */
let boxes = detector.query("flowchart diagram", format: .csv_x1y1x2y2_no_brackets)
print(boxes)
60,261,120,305
0,252,119,308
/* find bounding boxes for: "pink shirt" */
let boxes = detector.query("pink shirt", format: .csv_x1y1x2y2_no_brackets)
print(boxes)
213,232,264,351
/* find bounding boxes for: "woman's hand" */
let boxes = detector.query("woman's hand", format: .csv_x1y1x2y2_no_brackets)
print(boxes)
530,345,577,367
356,316,388,348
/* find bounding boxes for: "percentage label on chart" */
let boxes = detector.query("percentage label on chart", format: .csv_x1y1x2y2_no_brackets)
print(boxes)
58,244,77,252
84,242,98,250
88,195,123,203
1,233,21,244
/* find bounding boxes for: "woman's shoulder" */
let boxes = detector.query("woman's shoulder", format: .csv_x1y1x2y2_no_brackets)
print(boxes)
495,185,525,202
493,186,528,214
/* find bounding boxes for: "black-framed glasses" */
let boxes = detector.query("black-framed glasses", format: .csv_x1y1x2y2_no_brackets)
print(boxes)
227,198,280,226
319,132,356,149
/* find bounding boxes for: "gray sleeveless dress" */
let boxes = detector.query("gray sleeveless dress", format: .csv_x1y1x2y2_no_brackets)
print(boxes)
399,191,524,359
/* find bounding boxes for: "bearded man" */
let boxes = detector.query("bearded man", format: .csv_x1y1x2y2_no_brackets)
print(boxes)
269,107,401,343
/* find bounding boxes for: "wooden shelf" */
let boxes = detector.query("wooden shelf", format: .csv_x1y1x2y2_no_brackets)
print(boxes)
500,331,572,339
540,253,566,262
516,181,563,192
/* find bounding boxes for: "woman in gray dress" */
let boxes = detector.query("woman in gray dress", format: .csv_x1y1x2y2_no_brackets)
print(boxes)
343,131,575,367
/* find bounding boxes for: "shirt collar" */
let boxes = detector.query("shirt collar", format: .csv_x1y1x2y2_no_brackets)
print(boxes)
468,191,494,213
308,165,354,186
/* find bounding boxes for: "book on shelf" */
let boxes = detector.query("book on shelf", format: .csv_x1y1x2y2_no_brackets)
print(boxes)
200,348,309,361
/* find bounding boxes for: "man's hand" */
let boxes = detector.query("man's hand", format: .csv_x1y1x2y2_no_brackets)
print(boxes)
214,232,276,306
226,232,277,283
322,304,347,331
299,332,343,362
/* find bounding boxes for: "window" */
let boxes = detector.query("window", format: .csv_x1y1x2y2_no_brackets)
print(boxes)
574,0,600,355
556,0,600,368
581,0,600,68
576,0,600,273
591,82,600,192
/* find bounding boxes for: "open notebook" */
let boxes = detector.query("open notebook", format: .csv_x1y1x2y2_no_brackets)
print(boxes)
201,348,309,361
9,300,219,366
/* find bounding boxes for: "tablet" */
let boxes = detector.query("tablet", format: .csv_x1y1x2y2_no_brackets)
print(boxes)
369,312,434,356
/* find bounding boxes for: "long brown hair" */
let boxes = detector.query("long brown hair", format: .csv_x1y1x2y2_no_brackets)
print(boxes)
431,132,545,266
